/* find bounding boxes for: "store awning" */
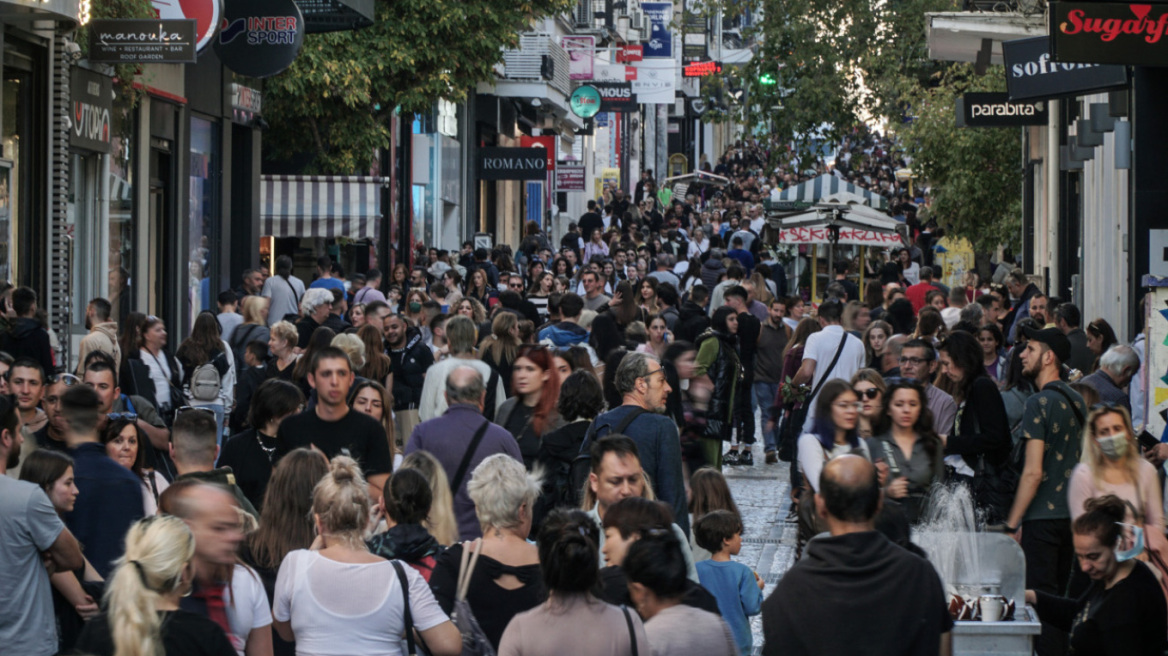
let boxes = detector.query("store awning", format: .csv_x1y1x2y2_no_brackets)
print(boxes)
776,174,890,210
772,202,904,247
260,175,387,240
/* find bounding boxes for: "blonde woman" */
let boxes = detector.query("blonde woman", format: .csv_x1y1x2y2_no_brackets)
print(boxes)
230,296,271,363
75,515,237,655
267,321,300,382
273,457,460,656
1069,405,1164,533
330,333,366,371
401,450,460,546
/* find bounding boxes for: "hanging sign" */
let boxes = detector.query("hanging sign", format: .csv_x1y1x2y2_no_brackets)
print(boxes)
519,135,556,171
1002,36,1129,100
555,166,586,191
70,69,113,153
478,148,548,180
961,92,1048,126
88,19,198,63
617,44,644,62
561,35,595,80
642,2,673,58
683,60,722,77
593,82,639,113
213,0,304,78
150,0,221,53
570,85,602,118
1052,2,1168,66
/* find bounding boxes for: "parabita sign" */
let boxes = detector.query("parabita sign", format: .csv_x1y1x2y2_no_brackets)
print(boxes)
1053,2,1168,66
477,148,548,181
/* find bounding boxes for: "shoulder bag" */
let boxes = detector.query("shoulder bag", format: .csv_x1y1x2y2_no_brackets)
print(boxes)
451,539,496,656
620,605,640,656
778,332,848,460
449,421,491,496
392,559,429,656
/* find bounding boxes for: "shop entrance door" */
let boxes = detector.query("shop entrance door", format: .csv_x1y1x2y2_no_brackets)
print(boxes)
67,152,104,365
148,145,174,324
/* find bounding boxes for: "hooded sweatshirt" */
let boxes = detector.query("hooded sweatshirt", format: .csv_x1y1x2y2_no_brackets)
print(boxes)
0,317,55,374
700,255,727,290
77,322,121,375
761,531,952,656
538,321,589,347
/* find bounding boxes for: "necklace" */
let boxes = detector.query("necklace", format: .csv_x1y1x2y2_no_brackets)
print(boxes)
256,431,278,462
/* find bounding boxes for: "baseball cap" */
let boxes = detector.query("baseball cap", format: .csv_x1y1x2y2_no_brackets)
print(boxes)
1020,325,1071,364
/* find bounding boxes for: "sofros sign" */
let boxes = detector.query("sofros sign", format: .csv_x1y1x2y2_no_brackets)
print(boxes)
1053,2,1168,66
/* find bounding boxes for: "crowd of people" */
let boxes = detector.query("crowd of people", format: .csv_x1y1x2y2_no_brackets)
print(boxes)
0,134,1165,656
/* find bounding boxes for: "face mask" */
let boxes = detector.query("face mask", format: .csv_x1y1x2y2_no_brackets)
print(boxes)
1116,523,1145,562
1096,434,1128,460
408,302,422,313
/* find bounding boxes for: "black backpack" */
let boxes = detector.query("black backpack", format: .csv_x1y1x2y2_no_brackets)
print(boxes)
568,408,648,508
995,385,1085,510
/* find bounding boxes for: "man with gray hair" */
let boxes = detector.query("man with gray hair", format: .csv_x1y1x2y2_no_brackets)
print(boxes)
1078,345,1139,412
958,301,985,327
405,365,522,539
417,315,506,421
295,287,334,348
586,351,689,535
647,253,680,290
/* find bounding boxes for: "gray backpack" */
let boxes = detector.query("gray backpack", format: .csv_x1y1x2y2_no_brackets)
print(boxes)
188,359,223,402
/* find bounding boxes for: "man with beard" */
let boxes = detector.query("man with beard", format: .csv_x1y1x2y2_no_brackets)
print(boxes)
1003,326,1086,656
386,313,434,437
588,352,688,536
75,298,120,376
0,394,84,656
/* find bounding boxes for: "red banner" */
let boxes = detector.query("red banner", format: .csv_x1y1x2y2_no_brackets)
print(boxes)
518,135,556,171
617,44,644,62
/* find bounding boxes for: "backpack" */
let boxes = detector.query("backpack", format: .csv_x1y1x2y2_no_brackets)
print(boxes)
188,352,227,402
568,408,648,509
996,385,1085,510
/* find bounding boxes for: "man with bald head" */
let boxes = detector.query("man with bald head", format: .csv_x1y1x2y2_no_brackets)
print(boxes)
404,365,523,539
762,455,953,656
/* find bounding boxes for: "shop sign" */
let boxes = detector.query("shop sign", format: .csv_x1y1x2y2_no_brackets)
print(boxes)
88,19,197,63
593,82,638,113
555,166,586,191
632,65,676,104
562,35,595,80
617,44,644,63
779,227,903,247
1052,2,1168,66
642,2,673,58
213,0,304,78
683,60,722,77
231,82,262,125
70,69,112,153
570,85,602,119
478,147,547,180
519,135,556,171
151,0,221,53
960,92,1048,127
1002,36,1129,100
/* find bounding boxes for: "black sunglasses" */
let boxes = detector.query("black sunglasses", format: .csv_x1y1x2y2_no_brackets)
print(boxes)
858,388,881,400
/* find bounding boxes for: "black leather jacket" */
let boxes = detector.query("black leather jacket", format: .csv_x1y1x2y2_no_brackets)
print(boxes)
695,328,741,440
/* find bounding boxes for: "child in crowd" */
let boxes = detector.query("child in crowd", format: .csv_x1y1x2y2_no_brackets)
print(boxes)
694,510,764,656
366,467,444,580
688,468,741,562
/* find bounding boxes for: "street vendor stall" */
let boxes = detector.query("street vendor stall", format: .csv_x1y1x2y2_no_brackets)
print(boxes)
661,170,731,206
774,173,890,210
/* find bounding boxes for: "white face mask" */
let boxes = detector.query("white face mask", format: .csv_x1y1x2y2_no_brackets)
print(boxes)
1096,433,1128,460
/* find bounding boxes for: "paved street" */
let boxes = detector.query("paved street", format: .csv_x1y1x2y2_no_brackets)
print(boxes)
721,443,796,655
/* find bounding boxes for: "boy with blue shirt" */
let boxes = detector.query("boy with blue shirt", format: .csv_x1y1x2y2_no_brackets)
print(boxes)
694,510,763,655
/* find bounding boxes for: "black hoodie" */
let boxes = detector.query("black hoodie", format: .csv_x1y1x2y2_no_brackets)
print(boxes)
0,317,55,374
762,531,952,656
674,300,711,344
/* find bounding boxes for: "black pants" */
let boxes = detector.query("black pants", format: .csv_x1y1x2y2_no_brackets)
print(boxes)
734,369,756,445
1022,518,1074,656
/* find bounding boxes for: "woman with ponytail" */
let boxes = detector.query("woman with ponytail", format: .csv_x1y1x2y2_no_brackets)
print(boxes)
271,456,461,656
498,508,649,656
75,514,237,655
1025,494,1168,655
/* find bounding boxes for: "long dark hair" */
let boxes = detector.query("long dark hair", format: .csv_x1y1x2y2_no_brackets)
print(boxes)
248,448,329,570
938,331,987,404
176,312,223,366
711,306,738,342
812,379,861,452
292,326,336,381
884,379,942,464
18,450,73,505
100,417,149,479
609,280,641,327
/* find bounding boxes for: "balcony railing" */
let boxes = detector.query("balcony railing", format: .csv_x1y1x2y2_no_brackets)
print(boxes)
502,34,573,96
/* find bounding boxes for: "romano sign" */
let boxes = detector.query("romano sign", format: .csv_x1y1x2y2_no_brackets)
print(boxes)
478,148,547,181
1052,2,1168,66
1002,36,1128,101
959,93,1048,127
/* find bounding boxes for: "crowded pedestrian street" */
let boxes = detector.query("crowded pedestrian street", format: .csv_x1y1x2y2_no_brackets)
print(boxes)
6,1,1168,656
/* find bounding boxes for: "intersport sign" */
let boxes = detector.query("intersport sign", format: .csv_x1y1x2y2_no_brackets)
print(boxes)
960,93,1048,126
1052,2,1168,66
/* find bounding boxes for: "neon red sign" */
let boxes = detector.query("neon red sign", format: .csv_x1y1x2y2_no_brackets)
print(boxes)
683,61,722,77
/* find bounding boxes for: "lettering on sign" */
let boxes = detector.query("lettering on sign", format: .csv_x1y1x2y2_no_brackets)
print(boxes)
88,18,198,63
779,228,903,247
1052,2,1168,66
1001,36,1128,100
477,147,548,180
961,92,1048,126
683,61,722,77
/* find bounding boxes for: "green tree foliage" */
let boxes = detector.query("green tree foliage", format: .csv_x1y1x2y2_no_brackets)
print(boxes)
263,0,572,173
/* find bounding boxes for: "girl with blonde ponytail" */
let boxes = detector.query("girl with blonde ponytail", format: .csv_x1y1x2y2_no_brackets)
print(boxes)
74,515,236,656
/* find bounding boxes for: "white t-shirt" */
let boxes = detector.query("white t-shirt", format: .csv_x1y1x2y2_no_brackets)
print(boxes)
274,550,448,656
224,564,273,656
800,325,867,432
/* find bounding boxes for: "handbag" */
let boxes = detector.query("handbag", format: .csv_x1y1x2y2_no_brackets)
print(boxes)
392,560,428,656
779,333,849,462
452,539,496,656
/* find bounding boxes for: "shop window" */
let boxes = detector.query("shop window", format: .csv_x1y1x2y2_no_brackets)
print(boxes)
108,109,135,322
188,116,220,330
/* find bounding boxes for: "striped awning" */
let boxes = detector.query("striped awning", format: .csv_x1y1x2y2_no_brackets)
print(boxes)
776,174,889,210
260,175,388,240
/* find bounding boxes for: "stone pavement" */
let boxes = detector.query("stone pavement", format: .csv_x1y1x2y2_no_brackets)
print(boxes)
720,443,797,655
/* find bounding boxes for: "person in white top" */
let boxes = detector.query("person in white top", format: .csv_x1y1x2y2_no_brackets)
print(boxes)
261,255,307,326
796,379,872,494
791,300,867,433
223,563,273,656
417,316,507,422
273,456,460,656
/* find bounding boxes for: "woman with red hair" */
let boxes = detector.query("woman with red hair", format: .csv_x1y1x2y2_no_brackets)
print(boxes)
495,345,565,470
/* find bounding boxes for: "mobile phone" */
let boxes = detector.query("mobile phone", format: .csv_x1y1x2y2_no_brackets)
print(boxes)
1138,430,1160,452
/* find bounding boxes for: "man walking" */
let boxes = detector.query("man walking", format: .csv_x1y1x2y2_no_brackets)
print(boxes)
405,366,522,540
0,287,55,374
76,298,120,376
1004,326,1086,656
261,255,306,325
793,300,866,432
756,299,790,463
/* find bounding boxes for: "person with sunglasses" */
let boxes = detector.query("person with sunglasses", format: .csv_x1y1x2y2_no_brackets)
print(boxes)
850,370,889,439
1025,494,1167,656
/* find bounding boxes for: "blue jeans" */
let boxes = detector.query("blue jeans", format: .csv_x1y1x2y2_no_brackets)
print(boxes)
754,381,780,452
